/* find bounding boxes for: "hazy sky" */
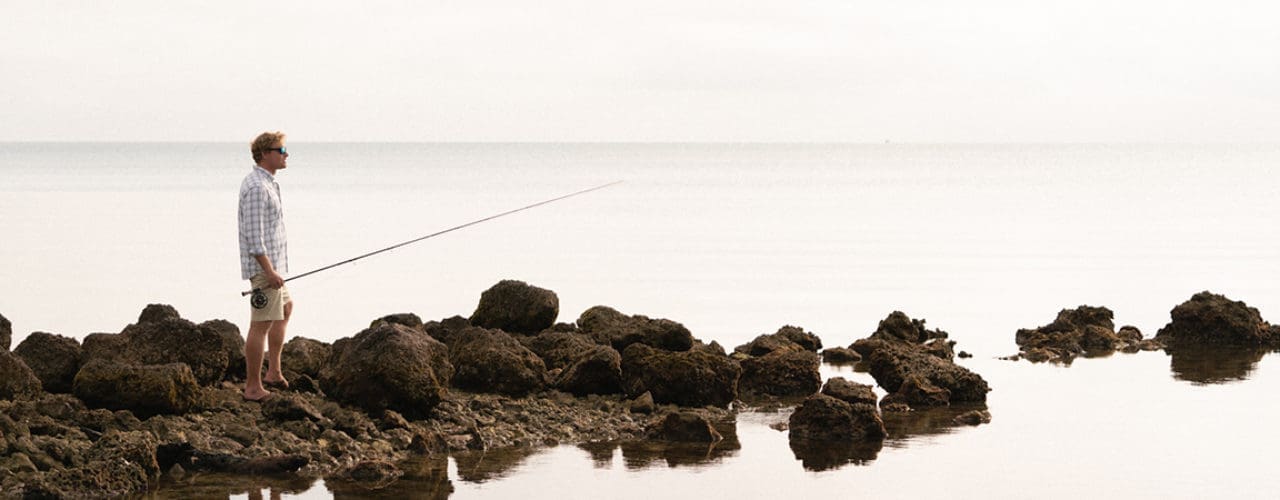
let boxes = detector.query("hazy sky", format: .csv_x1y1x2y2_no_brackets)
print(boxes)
3,1,1278,142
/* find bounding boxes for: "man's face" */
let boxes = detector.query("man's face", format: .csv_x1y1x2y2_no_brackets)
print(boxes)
262,143,288,171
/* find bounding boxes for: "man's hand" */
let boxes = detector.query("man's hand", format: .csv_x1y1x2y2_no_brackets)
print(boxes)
265,270,285,289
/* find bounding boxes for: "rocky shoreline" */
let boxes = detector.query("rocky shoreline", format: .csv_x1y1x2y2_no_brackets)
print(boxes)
1,283,1275,497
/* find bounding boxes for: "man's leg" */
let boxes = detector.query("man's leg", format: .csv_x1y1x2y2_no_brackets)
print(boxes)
265,300,292,385
244,320,273,400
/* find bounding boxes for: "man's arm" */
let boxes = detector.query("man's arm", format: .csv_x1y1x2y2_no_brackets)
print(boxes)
254,254,285,289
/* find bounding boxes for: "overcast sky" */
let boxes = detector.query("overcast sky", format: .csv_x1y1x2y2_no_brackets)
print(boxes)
3,1,1278,142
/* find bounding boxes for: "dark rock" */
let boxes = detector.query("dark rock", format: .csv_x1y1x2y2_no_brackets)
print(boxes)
734,333,804,357
881,374,951,409
320,323,453,419
739,350,821,397
553,345,623,396
867,344,990,403
869,311,949,344
958,351,973,359
578,306,695,352
629,391,656,414
137,303,181,325
649,411,722,442
281,336,332,380
423,315,471,347
199,319,246,381
0,312,10,351
262,393,325,422
25,430,158,498
821,377,878,406
372,312,425,331
449,327,547,396
73,360,201,417
788,394,886,441
81,332,128,363
13,332,83,393
621,343,741,407
341,459,404,487
118,316,230,385
775,325,822,352
1155,291,1275,347
822,347,861,364
469,280,559,335
524,330,598,370
1016,305,1121,356
953,410,992,426
1117,325,1143,342
0,350,42,401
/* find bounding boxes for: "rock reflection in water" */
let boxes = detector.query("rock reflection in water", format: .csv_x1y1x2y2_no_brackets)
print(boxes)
325,456,453,499
1166,345,1269,385
148,472,317,500
572,419,741,470
451,446,540,483
788,405,989,472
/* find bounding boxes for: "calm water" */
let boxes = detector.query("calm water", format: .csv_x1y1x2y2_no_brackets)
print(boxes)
3,143,1280,498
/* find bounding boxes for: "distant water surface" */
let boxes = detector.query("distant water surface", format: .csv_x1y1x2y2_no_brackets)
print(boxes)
3,143,1280,499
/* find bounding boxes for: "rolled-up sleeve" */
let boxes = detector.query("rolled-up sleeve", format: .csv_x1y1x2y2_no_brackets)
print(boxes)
240,185,268,256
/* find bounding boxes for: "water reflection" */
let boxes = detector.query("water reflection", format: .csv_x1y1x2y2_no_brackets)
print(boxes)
147,472,317,499
788,405,989,472
451,446,540,482
1166,345,1270,385
571,418,741,470
325,456,453,499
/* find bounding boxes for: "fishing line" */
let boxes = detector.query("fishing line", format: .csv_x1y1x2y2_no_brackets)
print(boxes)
242,180,623,298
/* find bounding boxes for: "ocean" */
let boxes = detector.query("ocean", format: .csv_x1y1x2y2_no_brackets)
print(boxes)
3,142,1279,498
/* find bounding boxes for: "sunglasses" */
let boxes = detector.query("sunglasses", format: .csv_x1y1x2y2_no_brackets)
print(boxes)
267,147,288,155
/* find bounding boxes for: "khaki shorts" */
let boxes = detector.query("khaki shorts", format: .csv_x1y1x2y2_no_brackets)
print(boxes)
248,273,292,322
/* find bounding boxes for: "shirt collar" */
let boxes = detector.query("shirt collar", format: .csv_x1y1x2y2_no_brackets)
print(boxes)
253,165,276,180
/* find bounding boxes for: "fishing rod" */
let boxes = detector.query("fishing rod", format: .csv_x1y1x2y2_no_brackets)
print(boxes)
241,180,623,298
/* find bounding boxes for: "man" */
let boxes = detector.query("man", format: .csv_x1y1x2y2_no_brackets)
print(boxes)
238,131,292,402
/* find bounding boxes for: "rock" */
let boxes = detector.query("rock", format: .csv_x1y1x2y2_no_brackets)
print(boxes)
867,343,990,403
524,330,598,370
881,373,951,409
869,311,949,344
449,326,547,396
788,394,886,441
24,430,159,498
629,391,656,414
469,280,559,334
1155,291,1275,347
199,319,246,381
118,315,231,385
953,410,992,426
81,332,128,363
262,393,325,423
340,459,404,487
1117,325,1143,342
13,332,83,393
774,325,823,352
320,323,453,419
822,347,861,364
734,333,804,357
958,351,973,359
423,315,472,347
577,306,695,352
621,343,741,407
649,411,722,442
820,377,878,406
0,312,10,351
553,345,623,396
371,312,424,331
1015,305,1122,356
0,350,42,401
281,336,332,380
739,350,821,397
72,360,201,417
137,303,181,325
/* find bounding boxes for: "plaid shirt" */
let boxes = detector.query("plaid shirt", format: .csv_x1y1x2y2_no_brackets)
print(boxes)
238,165,288,279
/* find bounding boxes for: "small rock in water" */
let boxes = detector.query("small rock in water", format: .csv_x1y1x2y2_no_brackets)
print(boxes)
953,410,992,426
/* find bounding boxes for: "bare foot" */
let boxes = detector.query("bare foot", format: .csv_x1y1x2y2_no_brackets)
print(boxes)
243,389,273,402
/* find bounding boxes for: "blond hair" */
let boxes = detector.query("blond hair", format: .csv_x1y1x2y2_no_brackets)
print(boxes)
250,131,286,163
